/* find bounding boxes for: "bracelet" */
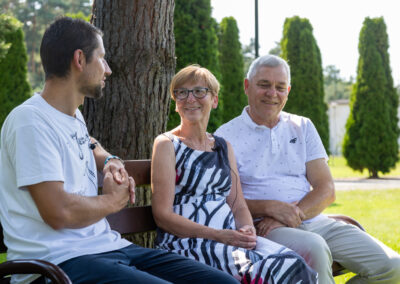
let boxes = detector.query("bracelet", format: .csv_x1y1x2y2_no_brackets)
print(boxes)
104,155,124,166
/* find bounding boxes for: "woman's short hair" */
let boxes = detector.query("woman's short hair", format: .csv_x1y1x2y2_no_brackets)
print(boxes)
246,54,291,85
170,64,220,100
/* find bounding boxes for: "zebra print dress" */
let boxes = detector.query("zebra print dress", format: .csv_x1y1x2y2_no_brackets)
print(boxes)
156,134,318,283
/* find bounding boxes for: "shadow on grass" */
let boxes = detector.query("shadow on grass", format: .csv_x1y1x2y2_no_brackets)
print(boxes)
328,202,341,208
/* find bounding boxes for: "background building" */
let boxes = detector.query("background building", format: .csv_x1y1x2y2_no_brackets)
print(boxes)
329,99,400,155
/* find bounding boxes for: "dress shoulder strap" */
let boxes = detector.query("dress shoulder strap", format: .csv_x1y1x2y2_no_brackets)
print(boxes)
212,135,228,152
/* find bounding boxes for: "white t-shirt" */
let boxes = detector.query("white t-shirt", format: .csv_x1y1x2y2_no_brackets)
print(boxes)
0,94,130,283
215,107,328,223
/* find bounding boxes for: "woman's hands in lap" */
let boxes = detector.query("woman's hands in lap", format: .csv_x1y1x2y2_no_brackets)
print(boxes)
216,226,257,249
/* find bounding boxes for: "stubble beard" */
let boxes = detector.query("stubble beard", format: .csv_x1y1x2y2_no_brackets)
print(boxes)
80,84,103,99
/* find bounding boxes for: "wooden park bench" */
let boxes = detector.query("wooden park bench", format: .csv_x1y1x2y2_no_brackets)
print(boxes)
0,159,364,283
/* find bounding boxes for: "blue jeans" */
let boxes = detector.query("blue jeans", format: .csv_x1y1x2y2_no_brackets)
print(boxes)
32,244,238,284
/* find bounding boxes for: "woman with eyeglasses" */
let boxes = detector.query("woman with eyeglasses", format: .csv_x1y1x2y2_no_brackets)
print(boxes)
151,64,317,283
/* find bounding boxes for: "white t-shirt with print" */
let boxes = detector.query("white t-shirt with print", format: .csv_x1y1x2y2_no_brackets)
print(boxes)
215,107,328,223
0,94,130,283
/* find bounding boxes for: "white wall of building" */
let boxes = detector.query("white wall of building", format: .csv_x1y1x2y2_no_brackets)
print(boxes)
328,100,400,155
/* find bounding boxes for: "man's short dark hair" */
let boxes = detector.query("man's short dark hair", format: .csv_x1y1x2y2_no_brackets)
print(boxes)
40,17,103,80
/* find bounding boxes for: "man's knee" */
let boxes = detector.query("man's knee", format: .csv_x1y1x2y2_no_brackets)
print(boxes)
268,228,332,267
361,254,400,282
381,256,400,281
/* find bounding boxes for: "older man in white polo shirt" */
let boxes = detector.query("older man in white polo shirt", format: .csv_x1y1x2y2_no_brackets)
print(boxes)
215,54,400,284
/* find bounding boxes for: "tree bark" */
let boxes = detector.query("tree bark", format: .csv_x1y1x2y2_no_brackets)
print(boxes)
84,0,175,247
84,0,174,159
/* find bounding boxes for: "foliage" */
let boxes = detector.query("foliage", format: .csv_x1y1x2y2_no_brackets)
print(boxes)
0,14,31,128
218,17,246,123
242,38,256,75
168,0,222,132
324,65,353,102
65,11,90,22
280,16,330,153
1,0,92,91
268,41,281,56
324,189,400,283
343,17,399,178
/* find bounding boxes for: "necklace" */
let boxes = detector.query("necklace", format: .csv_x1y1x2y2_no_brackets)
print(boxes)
177,130,215,152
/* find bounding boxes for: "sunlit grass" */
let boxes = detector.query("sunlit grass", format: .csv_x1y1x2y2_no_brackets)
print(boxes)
324,189,400,283
328,156,400,178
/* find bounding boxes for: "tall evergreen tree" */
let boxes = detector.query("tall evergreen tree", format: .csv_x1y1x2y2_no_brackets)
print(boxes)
0,14,31,129
281,16,329,152
168,0,221,131
218,16,246,123
1,0,92,91
343,17,398,178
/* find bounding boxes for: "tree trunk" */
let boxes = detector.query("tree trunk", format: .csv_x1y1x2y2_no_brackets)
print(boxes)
84,0,175,247
369,170,379,179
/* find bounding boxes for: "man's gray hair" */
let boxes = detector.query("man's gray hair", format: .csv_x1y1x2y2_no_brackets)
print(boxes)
246,54,291,85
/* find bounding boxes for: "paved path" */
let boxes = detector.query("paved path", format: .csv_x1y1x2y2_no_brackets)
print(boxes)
334,177,400,190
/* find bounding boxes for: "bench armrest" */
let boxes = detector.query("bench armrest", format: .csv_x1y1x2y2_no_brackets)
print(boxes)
0,259,71,284
327,214,365,231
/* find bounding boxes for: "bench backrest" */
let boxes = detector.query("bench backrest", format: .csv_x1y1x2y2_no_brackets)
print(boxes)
0,160,154,254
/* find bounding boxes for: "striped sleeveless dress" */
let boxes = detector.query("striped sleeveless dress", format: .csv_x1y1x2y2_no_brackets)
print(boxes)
156,134,317,283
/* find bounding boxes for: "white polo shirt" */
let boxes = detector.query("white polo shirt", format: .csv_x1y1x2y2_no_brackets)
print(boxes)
215,106,328,223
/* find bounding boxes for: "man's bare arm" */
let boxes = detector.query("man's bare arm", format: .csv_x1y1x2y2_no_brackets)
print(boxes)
28,171,133,230
297,158,335,220
90,137,111,172
90,137,135,204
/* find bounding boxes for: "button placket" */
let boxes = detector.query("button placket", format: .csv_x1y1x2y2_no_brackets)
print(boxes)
270,129,278,154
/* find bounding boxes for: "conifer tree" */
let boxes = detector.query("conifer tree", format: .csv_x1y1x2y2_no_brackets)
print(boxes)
218,16,246,123
168,0,221,131
343,17,398,177
281,16,329,152
0,15,31,128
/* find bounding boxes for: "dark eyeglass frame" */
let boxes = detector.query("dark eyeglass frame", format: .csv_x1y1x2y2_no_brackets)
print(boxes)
173,87,209,100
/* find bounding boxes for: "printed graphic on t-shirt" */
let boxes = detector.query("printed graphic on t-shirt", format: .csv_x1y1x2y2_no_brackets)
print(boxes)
71,132,90,160
85,160,96,188
70,132,96,192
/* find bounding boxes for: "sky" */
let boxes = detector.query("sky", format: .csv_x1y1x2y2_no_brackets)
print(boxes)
211,0,400,85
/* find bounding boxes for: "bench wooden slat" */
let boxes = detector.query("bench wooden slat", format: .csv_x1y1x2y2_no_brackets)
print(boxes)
124,159,151,187
107,206,156,235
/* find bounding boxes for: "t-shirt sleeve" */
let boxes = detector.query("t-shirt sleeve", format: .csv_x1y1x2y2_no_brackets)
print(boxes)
8,111,65,188
305,119,328,163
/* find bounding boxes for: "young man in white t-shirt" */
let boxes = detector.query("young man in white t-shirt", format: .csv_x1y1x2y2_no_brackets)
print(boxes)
0,17,237,284
215,54,400,283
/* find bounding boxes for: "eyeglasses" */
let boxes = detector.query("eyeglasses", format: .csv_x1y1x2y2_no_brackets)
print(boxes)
173,87,209,100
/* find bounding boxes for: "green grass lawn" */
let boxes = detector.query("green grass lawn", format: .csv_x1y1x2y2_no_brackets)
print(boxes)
324,189,400,283
328,156,400,178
